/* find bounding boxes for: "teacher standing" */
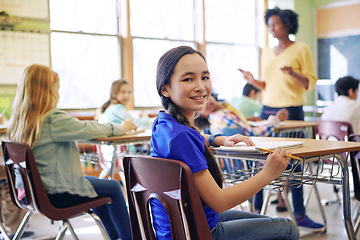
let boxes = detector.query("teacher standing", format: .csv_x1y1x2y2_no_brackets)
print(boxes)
238,8,325,231
239,7,318,121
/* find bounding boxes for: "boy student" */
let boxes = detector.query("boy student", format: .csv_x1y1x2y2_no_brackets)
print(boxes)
321,76,360,134
230,83,263,118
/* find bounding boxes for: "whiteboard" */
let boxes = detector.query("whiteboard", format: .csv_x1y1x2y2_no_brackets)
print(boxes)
0,0,49,19
0,31,50,84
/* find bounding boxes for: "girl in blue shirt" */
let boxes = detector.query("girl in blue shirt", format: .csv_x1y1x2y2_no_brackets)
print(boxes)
150,46,299,240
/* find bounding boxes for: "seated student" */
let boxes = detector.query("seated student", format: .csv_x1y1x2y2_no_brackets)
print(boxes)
96,79,152,160
150,45,299,240
7,64,137,240
321,76,360,134
195,92,288,137
97,79,152,129
230,83,263,118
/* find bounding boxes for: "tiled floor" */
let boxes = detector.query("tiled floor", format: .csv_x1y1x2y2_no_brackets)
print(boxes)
10,183,360,240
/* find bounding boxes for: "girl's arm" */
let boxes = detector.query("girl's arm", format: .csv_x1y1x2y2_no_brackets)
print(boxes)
202,133,254,147
238,69,266,90
194,147,290,212
49,109,131,141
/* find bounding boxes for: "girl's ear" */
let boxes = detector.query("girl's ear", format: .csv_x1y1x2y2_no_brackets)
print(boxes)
161,85,170,98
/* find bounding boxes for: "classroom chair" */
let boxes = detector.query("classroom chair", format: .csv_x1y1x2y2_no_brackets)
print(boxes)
349,134,360,233
123,155,213,240
1,140,111,240
313,120,354,205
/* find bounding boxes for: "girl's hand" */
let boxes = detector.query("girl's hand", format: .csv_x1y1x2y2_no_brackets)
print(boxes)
223,134,255,147
262,147,291,178
121,119,138,133
238,69,255,84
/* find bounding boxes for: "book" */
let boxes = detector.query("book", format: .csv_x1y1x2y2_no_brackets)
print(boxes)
215,138,303,153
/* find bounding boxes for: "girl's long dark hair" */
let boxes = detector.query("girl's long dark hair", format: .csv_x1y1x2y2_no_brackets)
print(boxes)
156,46,223,188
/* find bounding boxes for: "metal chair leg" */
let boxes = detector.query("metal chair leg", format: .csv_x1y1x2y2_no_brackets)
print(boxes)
55,221,69,240
11,210,33,240
353,201,360,234
0,221,10,240
67,220,79,240
88,211,110,240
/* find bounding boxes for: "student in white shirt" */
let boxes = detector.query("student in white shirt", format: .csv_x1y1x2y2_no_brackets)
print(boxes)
321,76,360,134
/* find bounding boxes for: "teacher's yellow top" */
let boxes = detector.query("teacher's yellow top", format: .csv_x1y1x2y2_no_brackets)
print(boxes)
260,41,318,108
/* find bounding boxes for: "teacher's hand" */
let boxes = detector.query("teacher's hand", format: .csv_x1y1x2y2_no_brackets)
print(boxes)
238,69,255,84
280,66,295,76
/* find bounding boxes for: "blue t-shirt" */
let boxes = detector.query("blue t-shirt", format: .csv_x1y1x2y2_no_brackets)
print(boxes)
150,112,219,239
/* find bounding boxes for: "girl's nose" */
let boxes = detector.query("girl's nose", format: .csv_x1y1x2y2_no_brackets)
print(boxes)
194,80,206,92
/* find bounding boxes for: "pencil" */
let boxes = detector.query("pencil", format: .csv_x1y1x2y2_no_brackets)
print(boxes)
257,147,302,161
112,113,124,121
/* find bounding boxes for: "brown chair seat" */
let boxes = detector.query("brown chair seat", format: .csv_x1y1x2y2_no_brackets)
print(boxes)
1,140,111,240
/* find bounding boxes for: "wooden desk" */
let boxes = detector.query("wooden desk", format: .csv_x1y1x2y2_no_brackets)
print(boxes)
0,124,7,135
92,131,151,145
85,130,152,179
67,111,95,121
214,137,360,240
273,120,319,138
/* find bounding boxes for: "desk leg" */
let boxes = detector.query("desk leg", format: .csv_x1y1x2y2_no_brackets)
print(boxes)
108,144,117,180
338,153,357,239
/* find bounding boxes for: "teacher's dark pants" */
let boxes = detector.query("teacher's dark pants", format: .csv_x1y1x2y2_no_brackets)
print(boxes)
255,105,306,216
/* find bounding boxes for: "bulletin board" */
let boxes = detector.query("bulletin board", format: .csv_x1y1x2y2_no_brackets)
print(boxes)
0,0,49,19
0,30,50,84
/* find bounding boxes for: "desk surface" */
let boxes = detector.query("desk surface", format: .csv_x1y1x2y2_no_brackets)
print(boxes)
0,124,7,135
247,137,360,159
89,130,151,145
275,120,318,131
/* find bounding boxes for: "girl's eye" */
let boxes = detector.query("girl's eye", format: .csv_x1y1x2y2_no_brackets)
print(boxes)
202,76,210,80
183,78,192,82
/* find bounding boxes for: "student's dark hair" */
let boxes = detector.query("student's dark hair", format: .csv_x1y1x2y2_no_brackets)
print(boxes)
156,46,223,188
194,92,220,131
264,7,299,35
242,83,260,96
100,79,129,113
335,76,360,96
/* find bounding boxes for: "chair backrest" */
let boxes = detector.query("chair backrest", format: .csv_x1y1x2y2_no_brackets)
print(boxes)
350,134,360,201
313,120,354,141
1,140,110,221
123,156,213,240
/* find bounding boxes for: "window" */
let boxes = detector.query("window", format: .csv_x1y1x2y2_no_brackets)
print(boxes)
50,0,120,109
205,0,258,100
50,0,260,109
130,0,195,107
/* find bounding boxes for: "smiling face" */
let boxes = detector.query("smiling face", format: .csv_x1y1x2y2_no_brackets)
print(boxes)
267,15,289,39
161,53,212,122
115,83,132,105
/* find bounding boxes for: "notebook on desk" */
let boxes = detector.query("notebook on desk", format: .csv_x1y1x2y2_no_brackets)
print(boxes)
216,138,303,153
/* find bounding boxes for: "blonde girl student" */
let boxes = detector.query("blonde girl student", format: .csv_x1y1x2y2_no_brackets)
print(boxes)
150,46,299,240
7,64,137,240
97,79,152,129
